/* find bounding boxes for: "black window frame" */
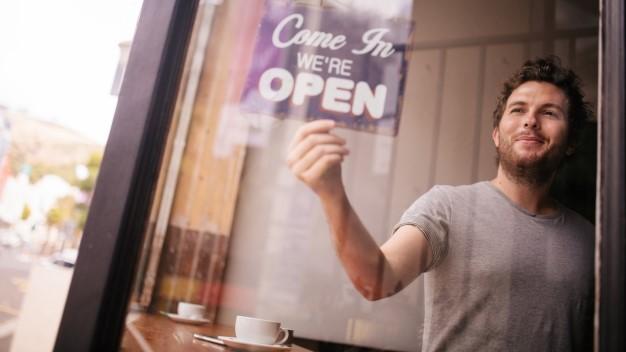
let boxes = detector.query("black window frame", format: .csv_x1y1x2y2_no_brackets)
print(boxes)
54,0,198,351
596,0,625,351
54,0,624,351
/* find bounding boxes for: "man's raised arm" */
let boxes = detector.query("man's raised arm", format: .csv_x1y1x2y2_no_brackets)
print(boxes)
286,120,432,300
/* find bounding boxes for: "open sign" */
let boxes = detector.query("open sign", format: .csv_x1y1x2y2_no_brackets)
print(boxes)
240,1,413,136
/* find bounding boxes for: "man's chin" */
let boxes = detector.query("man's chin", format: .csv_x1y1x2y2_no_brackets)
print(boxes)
511,154,544,167
498,148,566,185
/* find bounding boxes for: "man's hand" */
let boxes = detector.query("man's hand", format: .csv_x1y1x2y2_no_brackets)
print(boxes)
286,119,429,300
286,120,349,198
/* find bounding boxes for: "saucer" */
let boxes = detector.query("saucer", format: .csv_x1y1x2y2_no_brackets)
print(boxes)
163,312,211,325
218,336,291,352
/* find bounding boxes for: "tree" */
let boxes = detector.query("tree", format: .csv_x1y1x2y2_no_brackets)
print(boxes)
78,151,103,193
46,196,76,227
46,207,63,228
20,204,31,221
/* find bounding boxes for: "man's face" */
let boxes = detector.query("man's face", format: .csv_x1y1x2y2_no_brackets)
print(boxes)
492,81,570,182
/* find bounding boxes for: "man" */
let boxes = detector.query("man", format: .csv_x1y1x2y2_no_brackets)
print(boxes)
286,57,594,351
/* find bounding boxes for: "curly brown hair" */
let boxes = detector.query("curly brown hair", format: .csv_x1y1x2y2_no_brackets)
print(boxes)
492,56,593,148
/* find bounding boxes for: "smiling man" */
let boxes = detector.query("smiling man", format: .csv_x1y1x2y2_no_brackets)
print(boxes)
286,56,594,351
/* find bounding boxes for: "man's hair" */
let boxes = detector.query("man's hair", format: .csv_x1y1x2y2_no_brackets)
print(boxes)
492,56,593,147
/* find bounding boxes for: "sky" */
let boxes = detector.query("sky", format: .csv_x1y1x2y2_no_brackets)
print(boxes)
0,0,144,144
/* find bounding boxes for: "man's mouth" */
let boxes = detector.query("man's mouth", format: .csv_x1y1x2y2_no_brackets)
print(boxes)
515,134,545,144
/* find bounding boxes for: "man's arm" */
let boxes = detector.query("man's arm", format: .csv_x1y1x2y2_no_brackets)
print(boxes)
287,120,432,300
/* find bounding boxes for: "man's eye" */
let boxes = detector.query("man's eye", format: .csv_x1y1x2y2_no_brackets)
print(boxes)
543,110,557,116
510,108,523,113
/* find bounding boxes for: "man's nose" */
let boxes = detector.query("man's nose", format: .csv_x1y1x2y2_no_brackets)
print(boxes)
523,112,538,129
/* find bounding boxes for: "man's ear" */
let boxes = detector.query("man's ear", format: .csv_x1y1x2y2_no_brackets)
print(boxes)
492,127,500,148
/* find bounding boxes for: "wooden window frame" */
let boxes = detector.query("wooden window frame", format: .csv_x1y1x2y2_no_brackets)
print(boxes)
54,0,624,351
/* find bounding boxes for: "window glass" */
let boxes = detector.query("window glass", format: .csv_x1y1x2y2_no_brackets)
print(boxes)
123,0,598,351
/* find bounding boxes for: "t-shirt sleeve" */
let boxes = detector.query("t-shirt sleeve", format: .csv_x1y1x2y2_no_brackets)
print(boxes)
392,185,450,271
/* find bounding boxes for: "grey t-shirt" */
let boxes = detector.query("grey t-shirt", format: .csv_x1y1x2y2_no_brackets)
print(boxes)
394,181,594,352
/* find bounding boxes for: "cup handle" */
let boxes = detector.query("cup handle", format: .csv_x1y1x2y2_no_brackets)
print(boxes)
275,328,289,345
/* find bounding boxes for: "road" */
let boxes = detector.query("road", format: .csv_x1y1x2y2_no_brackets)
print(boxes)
0,248,33,352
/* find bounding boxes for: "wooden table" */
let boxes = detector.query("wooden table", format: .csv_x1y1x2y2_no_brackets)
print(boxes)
121,312,312,352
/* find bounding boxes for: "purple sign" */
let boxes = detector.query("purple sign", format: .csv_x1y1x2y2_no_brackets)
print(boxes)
240,1,413,136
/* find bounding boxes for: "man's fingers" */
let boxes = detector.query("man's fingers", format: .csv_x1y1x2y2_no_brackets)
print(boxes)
286,133,346,167
286,120,347,193
290,144,349,175
289,119,336,150
300,154,343,184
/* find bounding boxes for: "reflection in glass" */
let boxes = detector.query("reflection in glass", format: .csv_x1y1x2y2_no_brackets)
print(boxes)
125,0,598,351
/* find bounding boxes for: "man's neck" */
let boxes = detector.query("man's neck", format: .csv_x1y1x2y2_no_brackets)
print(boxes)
491,166,558,216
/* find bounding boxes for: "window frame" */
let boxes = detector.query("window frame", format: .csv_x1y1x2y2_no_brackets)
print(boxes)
53,0,199,350
54,0,624,351
596,0,626,350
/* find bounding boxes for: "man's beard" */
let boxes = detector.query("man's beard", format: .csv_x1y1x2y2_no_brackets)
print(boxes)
496,137,567,186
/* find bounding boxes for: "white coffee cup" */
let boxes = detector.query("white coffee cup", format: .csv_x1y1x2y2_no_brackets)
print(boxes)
177,302,205,319
235,315,290,345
